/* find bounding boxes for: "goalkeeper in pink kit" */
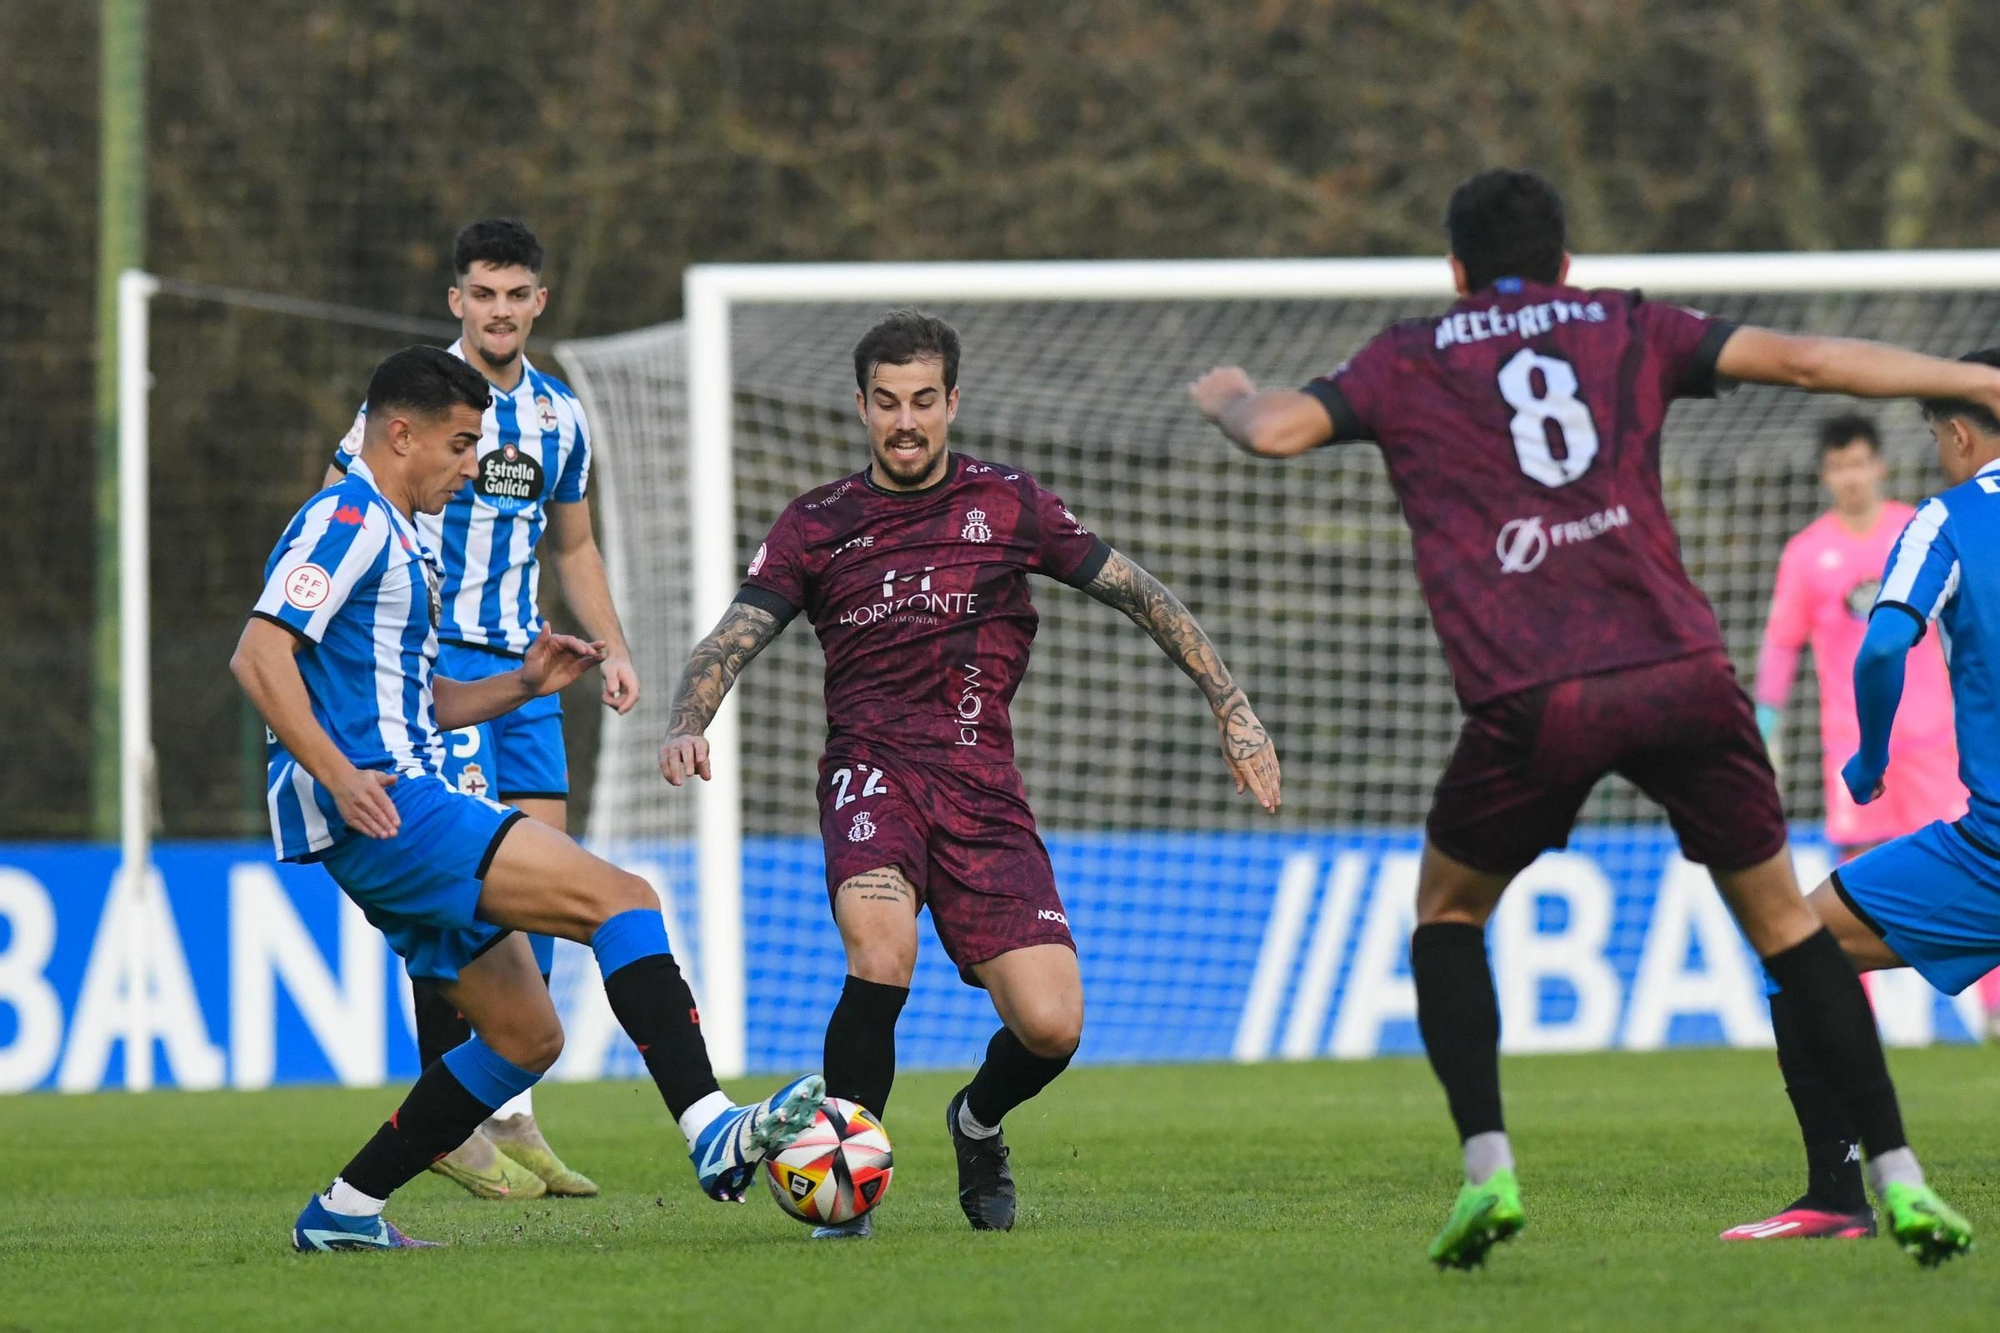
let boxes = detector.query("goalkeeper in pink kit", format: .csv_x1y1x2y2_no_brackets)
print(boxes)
1753,415,1965,854
1726,413,1992,1242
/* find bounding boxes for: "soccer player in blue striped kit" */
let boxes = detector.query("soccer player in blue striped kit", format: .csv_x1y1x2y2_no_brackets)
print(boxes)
321,219,636,1198
240,346,822,1251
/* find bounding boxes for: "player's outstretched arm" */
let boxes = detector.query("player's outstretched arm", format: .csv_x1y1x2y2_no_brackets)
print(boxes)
546,500,641,715
1078,548,1282,812
1717,328,2000,412
434,627,606,730
230,618,401,838
658,601,787,785
1843,609,1922,805
1189,367,1334,459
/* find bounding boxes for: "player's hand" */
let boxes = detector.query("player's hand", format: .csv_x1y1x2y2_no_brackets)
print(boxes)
333,767,401,839
1841,752,1887,806
600,654,641,715
1189,366,1258,422
660,732,711,786
1217,691,1281,813
522,623,608,697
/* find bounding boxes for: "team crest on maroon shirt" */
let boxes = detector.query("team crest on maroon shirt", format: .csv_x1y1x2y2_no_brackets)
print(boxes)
961,508,992,543
847,810,876,842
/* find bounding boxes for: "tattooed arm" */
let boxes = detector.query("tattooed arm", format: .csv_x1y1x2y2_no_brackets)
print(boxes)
658,600,788,785
1078,548,1282,812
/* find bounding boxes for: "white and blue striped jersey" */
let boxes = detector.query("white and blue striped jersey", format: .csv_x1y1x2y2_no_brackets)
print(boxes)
254,456,447,860
1875,457,2000,842
333,340,591,655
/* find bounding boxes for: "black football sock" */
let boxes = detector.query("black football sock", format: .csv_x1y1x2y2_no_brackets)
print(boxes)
337,1038,537,1199
410,975,471,1071
1411,922,1505,1142
589,908,723,1122
1769,984,1867,1212
963,1025,1073,1129
601,954,722,1121
824,975,909,1119
1761,928,1908,1162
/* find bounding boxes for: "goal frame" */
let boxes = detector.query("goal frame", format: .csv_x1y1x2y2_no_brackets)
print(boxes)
109,251,2000,1084
680,249,2000,1074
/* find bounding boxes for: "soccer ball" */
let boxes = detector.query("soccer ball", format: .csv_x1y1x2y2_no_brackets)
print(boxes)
763,1097,894,1225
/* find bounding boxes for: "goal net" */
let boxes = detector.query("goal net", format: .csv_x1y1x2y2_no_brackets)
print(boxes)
557,256,2000,1079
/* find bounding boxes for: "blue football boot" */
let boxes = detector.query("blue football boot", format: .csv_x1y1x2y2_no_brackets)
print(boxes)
691,1073,827,1202
291,1195,440,1252
812,1213,875,1240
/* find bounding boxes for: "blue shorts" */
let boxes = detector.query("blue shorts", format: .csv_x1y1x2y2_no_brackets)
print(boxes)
437,639,569,802
1832,819,2000,995
317,775,526,983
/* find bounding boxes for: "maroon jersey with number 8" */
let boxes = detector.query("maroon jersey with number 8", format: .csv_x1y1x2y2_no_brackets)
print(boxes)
1305,280,1739,706
736,454,1110,766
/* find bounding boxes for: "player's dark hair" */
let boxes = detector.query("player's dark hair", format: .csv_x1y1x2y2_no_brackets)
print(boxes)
1816,413,1880,455
1444,169,1567,293
853,309,960,392
365,345,492,420
453,218,544,277
1919,348,2000,436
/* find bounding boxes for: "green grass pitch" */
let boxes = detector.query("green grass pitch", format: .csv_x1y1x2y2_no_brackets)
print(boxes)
3,1047,1995,1332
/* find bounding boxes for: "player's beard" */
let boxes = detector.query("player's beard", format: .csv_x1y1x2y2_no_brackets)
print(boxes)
474,327,522,372
875,431,944,487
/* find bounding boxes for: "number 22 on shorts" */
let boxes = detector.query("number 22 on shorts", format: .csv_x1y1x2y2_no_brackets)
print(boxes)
829,764,890,810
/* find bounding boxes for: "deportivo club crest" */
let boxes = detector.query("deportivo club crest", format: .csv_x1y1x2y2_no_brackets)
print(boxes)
848,811,877,842
535,394,558,432
961,508,992,543
457,762,489,799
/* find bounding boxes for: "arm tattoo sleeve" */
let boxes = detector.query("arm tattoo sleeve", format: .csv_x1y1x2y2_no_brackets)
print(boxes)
667,601,785,737
1079,549,1242,714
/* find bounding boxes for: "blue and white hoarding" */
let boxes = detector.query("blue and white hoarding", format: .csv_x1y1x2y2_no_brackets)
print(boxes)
0,829,1978,1094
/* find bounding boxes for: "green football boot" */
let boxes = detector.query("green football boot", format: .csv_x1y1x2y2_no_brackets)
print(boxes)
488,1114,599,1198
1428,1168,1524,1270
427,1128,548,1200
1881,1182,1974,1268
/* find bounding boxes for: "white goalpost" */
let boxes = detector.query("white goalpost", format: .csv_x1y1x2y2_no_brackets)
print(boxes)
560,251,2000,1077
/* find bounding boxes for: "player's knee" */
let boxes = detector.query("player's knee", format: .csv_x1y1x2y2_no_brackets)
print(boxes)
846,937,917,986
1414,897,1490,928
581,868,659,931
1014,1008,1082,1060
519,1022,565,1075
614,869,660,914
486,1017,564,1075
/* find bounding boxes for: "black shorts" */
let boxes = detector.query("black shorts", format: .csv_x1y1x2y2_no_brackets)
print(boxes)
1426,652,1789,877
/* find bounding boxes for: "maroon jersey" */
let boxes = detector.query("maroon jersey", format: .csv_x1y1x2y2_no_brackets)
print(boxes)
735,454,1110,766
1304,281,1738,706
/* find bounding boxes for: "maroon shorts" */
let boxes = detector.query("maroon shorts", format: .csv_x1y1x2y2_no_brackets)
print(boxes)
1427,651,1788,876
817,751,1074,984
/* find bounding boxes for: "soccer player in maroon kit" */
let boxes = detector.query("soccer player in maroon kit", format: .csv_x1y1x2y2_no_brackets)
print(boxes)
1193,169,1994,1268
661,310,1282,1239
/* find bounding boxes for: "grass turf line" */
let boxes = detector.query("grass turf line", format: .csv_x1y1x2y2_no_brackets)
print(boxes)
1,1047,1995,1332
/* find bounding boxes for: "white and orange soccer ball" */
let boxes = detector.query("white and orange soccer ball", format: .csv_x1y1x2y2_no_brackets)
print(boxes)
763,1097,894,1226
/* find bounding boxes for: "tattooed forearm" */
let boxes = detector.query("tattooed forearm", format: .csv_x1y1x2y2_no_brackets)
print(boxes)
667,602,785,737
1081,549,1244,714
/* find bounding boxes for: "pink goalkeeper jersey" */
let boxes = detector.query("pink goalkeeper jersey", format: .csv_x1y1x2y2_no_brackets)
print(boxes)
1755,503,1965,847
